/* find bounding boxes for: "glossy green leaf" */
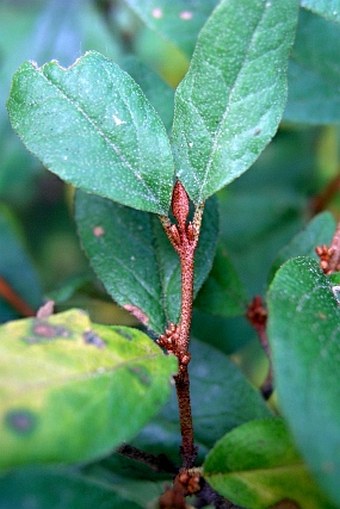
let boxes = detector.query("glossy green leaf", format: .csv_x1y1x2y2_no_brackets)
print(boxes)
300,0,340,23
204,418,335,509
122,0,217,57
7,51,174,214
285,10,340,124
195,245,247,317
75,191,218,334
172,0,299,205
268,257,340,505
270,211,336,280
0,206,42,322
0,467,142,509
120,55,174,132
0,309,176,470
134,339,271,461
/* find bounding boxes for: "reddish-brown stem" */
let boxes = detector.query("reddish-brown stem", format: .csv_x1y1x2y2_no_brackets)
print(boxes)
159,182,203,468
117,444,177,474
310,174,340,216
0,277,35,317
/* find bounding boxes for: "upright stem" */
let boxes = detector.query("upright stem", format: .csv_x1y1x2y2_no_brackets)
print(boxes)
158,181,203,468
175,246,196,467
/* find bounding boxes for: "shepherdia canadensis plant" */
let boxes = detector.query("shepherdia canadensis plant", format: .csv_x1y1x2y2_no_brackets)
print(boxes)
1,0,340,508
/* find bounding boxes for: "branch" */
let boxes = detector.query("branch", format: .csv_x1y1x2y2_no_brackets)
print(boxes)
0,277,35,317
117,444,177,474
158,182,203,468
310,174,340,216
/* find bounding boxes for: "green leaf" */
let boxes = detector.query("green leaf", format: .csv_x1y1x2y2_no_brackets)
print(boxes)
285,10,340,124
134,339,271,461
120,55,174,132
0,309,176,470
204,418,335,509
300,0,340,24
268,257,340,506
122,0,218,57
82,462,168,507
0,467,143,509
270,211,336,280
195,244,247,317
75,191,218,334
0,206,42,322
171,0,299,205
7,51,174,214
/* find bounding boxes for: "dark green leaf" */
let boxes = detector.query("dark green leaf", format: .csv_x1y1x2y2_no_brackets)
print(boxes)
122,0,217,57
195,244,247,317
172,0,299,204
268,257,340,506
134,339,271,461
0,206,42,322
285,10,340,124
204,418,335,509
0,467,143,509
120,55,174,131
300,0,340,24
0,309,176,470
75,191,218,334
7,51,174,214
270,211,336,280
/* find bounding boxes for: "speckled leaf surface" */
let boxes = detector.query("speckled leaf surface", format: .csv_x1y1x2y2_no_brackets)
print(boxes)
75,191,218,334
0,309,176,470
7,51,174,214
171,0,299,205
120,55,174,132
301,0,340,23
122,0,217,57
204,418,335,509
268,257,340,506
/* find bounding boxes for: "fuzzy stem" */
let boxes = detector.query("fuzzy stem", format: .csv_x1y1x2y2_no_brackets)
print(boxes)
159,182,203,469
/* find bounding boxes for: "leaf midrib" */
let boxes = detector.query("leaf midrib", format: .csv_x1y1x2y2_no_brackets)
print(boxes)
198,5,267,202
1,351,164,396
36,62,160,206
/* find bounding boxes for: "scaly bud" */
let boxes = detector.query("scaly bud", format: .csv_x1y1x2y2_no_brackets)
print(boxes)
172,181,190,230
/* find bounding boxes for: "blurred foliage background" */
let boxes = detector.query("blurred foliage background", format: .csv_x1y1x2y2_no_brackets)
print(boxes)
1,0,340,380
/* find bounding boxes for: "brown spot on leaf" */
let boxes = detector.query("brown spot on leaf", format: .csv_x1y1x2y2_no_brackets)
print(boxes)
5,409,37,435
83,330,106,348
115,327,134,341
93,226,105,237
24,320,71,344
128,365,151,386
123,304,149,325
33,321,70,338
